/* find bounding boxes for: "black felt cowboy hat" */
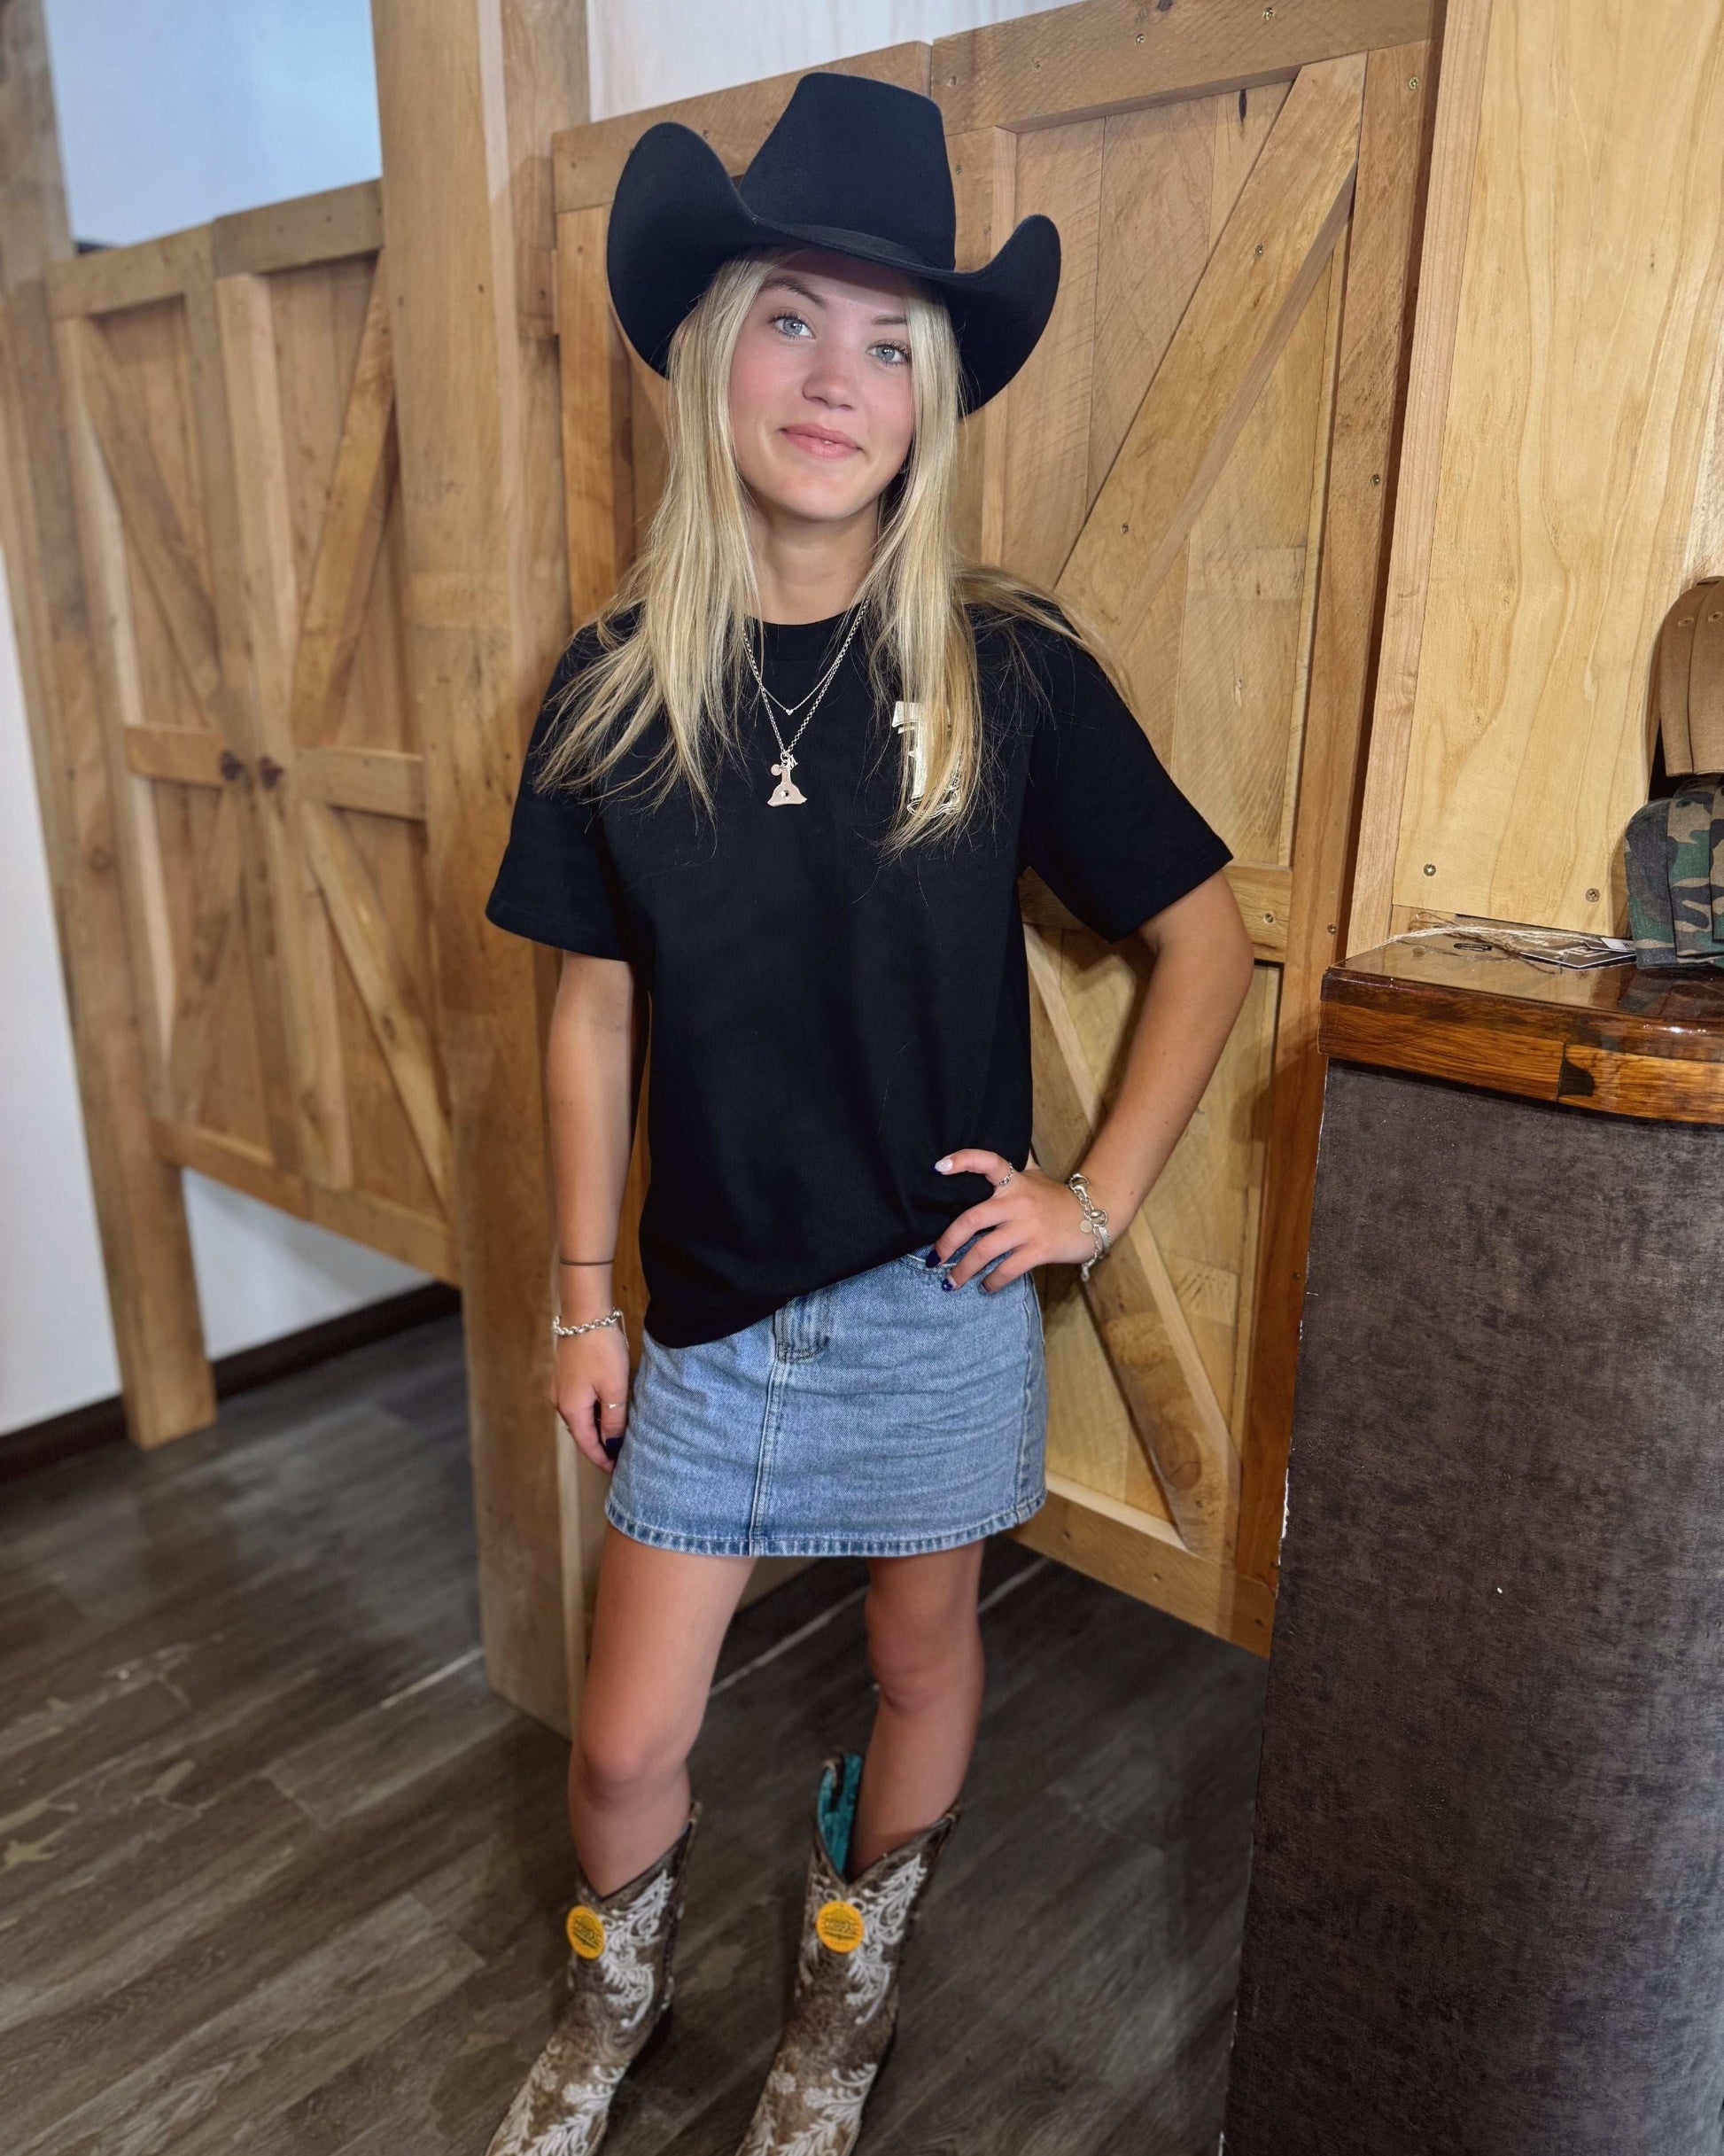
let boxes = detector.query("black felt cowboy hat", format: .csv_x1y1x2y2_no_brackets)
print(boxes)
604,72,1060,416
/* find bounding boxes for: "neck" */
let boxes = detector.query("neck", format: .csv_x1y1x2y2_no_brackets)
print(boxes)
742,487,877,623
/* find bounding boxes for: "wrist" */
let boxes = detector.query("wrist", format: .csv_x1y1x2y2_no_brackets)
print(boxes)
1067,1165,1117,1280
555,1257,617,1325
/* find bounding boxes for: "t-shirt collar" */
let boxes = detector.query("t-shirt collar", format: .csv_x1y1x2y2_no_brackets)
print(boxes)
744,608,857,665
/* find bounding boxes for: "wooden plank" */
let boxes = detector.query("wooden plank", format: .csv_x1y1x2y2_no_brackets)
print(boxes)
73,314,228,727
552,44,929,212
1379,0,1724,935
1001,118,1103,587
211,181,384,278
162,781,246,1125
123,722,228,787
1235,42,1433,1589
1056,54,1365,640
374,0,592,1733
933,0,1433,135
1026,921,1240,1561
182,263,302,1172
214,267,354,1192
1346,0,1494,950
947,125,1016,561
296,743,426,821
309,1181,460,1285
284,257,396,750
299,798,454,1210
53,307,181,1113
1223,862,1292,961
555,205,633,619
47,223,209,319
1013,1475,1274,1656
0,222,212,1448
151,1113,312,1217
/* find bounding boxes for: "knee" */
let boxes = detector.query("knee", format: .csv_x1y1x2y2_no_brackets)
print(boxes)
572,1714,691,1808
864,1592,982,1713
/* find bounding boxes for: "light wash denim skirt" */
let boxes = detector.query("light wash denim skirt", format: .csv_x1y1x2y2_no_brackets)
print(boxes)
604,1230,1049,1558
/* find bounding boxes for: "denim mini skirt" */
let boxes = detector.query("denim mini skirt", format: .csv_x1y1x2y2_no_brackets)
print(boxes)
604,1230,1049,1558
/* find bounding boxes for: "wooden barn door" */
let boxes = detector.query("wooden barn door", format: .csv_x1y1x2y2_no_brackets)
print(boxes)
943,25,1432,1641
50,183,456,1285
549,7,1432,1651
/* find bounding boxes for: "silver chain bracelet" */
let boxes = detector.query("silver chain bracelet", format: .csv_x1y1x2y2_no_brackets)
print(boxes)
553,1308,625,1338
1067,1171,1110,1281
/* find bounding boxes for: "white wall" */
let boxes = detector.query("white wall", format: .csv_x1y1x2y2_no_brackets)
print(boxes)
589,0,1062,119
3,0,1061,1436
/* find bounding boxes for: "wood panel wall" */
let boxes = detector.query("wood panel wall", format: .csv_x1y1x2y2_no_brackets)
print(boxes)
1350,0,1724,945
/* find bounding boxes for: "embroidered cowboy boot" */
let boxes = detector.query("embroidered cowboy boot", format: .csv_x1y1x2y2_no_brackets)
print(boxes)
736,1750,961,2156
485,1794,702,2156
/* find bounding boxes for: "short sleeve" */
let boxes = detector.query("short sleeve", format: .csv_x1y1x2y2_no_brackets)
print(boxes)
484,638,631,959
1017,622,1232,941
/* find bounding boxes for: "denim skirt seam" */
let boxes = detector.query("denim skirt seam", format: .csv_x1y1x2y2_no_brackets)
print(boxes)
603,1481,1048,1560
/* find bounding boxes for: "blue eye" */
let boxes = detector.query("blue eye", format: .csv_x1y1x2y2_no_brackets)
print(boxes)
765,312,910,368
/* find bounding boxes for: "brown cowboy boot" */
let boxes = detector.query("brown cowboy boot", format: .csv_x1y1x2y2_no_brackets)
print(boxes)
736,1750,960,2155
485,1794,702,2155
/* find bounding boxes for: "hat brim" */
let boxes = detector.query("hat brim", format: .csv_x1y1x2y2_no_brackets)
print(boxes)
604,119,1060,415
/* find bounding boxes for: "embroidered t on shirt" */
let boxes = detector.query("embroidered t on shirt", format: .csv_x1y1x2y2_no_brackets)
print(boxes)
484,603,1233,1348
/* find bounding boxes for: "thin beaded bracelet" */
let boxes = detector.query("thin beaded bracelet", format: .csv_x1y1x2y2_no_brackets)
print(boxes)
1067,1170,1110,1281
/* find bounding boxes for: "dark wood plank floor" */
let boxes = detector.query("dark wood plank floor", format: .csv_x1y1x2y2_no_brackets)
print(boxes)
0,1312,1267,2153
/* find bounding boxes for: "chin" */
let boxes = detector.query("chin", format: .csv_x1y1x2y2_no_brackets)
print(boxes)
754,461,880,524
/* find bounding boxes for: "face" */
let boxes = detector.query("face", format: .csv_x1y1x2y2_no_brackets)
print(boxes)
726,248,918,533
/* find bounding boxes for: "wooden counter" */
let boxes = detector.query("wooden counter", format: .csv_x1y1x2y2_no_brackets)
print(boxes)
1318,936,1724,1124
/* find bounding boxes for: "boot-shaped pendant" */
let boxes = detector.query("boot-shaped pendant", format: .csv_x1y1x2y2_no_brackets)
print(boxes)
736,1751,960,2156
486,1796,702,2156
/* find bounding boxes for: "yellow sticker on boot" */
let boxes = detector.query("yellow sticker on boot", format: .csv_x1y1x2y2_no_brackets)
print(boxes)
566,1904,607,1958
815,1898,866,1952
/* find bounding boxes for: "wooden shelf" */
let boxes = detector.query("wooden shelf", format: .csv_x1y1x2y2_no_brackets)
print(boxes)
1320,937,1724,1125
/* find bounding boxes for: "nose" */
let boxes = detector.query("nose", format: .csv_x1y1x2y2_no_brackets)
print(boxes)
798,344,861,411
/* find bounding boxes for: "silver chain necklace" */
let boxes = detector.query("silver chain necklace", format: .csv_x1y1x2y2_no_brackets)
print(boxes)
742,603,865,806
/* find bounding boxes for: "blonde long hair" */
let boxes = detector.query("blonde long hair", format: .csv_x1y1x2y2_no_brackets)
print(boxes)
536,243,1107,860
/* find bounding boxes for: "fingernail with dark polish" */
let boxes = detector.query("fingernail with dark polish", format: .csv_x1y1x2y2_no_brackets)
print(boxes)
941,1277,954,1291
923,1248,941,1267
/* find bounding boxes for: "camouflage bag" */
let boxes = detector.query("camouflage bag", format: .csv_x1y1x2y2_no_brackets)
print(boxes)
1625,579,1724,970
1624,779,1724,971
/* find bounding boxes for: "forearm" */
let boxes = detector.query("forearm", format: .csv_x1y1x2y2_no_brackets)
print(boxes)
1076,889,1254,1241
546,955,643,1321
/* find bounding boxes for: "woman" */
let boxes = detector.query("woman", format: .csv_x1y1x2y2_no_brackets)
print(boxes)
480,71,1255,2156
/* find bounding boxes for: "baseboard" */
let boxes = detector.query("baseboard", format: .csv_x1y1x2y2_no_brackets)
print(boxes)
0,1280,462,1485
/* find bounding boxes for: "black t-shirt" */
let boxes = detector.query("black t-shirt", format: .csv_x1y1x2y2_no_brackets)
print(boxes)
484,602,1232,1347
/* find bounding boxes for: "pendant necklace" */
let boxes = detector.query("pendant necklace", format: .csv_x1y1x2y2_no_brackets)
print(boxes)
742,603,865,806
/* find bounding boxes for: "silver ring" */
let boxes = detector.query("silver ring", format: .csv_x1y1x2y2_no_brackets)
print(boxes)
994,1169,1014,1188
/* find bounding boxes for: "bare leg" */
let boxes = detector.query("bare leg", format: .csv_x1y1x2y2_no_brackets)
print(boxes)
569,1522,757,1894
850,1540,987,1874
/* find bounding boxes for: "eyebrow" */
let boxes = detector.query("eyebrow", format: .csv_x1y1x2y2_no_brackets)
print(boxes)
760,274,907,327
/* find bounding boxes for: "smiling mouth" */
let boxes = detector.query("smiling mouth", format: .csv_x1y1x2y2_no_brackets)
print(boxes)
782,427,859,456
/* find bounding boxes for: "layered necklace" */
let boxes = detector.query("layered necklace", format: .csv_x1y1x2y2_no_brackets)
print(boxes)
742,603,865,806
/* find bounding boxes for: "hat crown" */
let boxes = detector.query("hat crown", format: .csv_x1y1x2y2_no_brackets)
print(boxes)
738,74,956,272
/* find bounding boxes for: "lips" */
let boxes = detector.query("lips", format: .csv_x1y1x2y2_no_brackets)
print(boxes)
782,425,859,455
